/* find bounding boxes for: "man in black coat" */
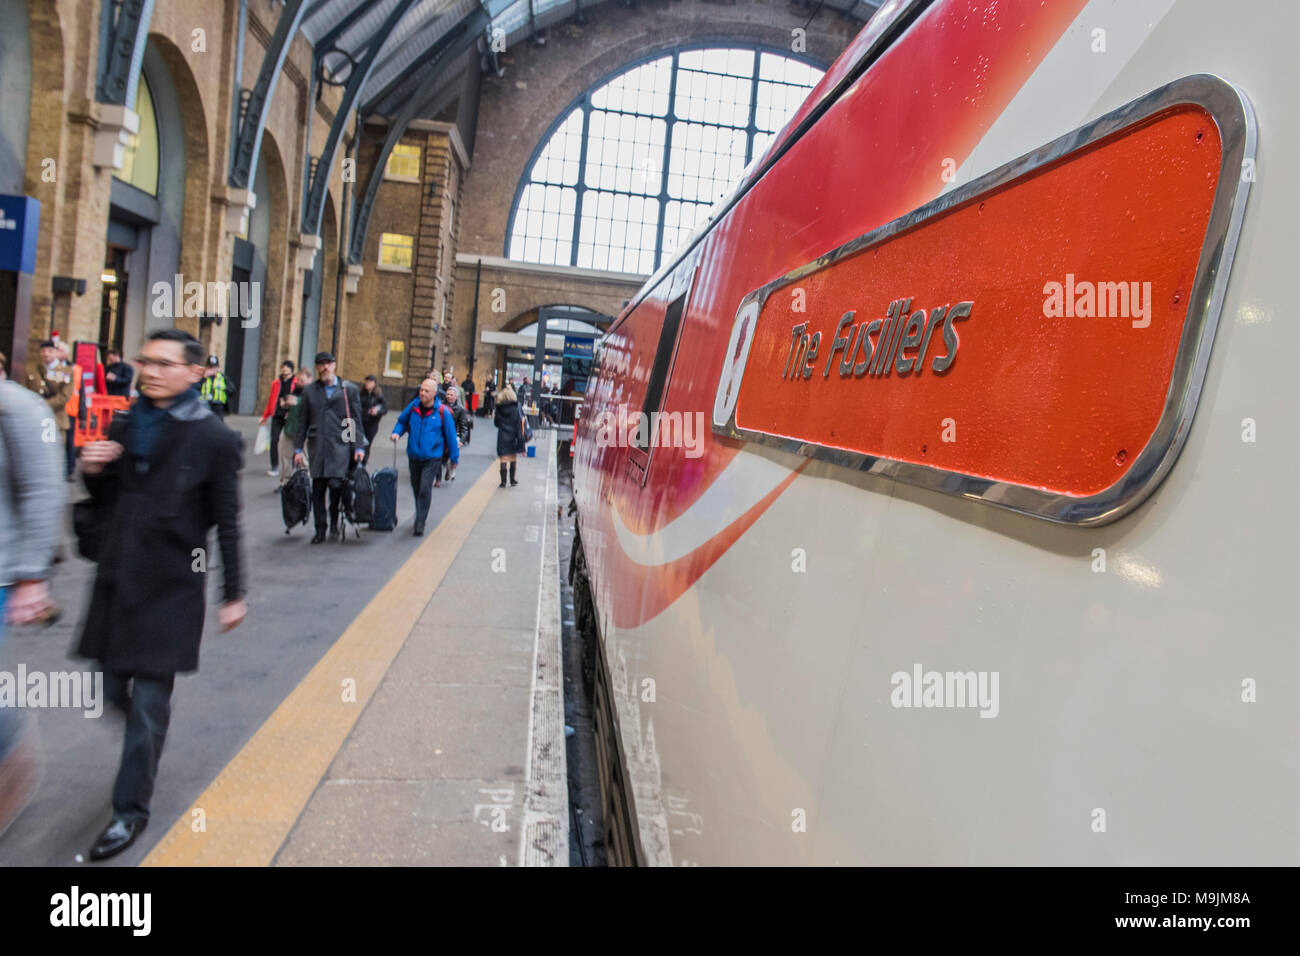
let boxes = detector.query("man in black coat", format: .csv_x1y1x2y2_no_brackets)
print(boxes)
292,351,367,543
103,348,133,397
76,328,246,861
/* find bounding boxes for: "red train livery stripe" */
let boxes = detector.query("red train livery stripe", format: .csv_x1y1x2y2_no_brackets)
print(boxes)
583,0,1090,627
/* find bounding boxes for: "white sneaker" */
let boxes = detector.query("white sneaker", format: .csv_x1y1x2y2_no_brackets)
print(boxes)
267,468,280,477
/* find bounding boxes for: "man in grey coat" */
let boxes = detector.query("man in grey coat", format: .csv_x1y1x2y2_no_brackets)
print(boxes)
293,352,367,543
0,376,62,836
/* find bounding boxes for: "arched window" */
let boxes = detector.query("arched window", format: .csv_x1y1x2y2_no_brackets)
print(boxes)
116,74,159,196
508,47,824,275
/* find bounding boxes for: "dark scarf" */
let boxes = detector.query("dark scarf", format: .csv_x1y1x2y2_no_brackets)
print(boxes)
127,387,200,468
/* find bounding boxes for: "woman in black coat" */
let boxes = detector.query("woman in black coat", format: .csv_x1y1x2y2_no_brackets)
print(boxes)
493,385,524,487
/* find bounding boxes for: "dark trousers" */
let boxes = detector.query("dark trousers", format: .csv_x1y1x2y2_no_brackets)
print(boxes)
408,457,441,531
269,417,285,468
311,476,345,532
362,419,380,466
63,424,75,478
104,671,176,825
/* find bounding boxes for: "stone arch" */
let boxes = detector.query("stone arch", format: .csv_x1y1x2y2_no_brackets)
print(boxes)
502,303,612,335
460,3,859,260
146,31,210,329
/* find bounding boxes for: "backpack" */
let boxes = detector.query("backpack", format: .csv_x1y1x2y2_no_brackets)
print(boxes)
281,467,312,532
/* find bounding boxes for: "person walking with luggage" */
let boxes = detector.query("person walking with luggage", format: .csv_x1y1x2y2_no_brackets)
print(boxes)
443,385,472,482
482,378,496,417
200,355,236,419
390,377,458,536
293,352,366,543
75,328,246,861
360,375,387,466
278,368,310,487
493,383,524,488
0,372,62,836
258,361,296,477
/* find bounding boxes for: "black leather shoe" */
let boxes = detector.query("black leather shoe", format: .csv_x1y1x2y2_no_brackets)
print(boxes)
509,479,519,486
413,525,424,536
89,817,147,861
329,527,341,542
311,532,326,544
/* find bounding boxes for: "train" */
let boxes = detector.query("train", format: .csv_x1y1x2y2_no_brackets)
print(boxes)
567,0,1296,865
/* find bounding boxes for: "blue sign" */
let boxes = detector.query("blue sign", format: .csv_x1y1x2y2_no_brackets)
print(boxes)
0,195,40,274
563,336,593,360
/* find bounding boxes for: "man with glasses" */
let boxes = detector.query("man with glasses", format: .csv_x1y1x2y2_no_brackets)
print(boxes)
76,328,246,861
293,352,367,543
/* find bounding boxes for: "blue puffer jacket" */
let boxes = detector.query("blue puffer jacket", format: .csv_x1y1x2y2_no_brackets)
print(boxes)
392,398,459,463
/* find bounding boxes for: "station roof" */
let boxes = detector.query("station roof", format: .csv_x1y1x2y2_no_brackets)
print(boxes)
299,0,884,121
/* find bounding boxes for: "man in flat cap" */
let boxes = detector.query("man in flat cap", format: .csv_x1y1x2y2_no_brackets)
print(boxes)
293,352,366,543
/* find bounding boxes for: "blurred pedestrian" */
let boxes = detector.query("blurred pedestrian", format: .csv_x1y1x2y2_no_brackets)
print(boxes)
76,328,246,861
258,361,296,477
104,348,133,398
390,378,458,536
293,352,366,543
200,355,235,419
443,385,472,482
493,383,522,487
460,373,475,413
26,339,74,480
360,375,387,466
0,373,62,837
278,368,311,487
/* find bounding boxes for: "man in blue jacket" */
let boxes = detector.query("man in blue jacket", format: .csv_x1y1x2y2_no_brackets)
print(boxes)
390,377,459,536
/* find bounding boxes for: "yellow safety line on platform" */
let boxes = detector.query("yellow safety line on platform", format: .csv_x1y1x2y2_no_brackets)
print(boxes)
141,461,502,866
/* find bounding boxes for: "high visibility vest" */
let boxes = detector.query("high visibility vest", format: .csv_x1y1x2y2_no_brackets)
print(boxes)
201,374,228,405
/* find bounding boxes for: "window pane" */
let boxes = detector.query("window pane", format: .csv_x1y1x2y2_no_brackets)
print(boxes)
530,109,582,185
116,76,159,195
379,233,414,269
385,143,422,179
510,48,823,275
509,184,575,265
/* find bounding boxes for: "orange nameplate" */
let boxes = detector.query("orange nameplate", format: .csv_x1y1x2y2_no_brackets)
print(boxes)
712,75,1255,525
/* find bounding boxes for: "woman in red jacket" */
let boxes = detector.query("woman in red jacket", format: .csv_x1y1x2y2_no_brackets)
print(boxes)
259,361,297,476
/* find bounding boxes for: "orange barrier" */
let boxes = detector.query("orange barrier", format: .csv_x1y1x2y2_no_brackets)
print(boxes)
75,395,131,446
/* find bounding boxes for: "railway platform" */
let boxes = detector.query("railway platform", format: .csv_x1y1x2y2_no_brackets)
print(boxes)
0,415,567,867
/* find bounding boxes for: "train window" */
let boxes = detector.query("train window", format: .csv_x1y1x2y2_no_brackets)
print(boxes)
634,291,687,452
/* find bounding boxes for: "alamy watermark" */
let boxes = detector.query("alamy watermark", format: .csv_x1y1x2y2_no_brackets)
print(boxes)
1042,273,1152,328
590,404,706,458
0,666,103,718
150,274,260,328
890,663,999,718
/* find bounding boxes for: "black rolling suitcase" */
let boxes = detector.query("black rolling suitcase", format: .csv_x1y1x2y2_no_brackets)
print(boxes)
370,446,398,531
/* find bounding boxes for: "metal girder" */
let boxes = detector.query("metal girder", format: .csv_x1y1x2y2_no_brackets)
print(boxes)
366,0,506,115
229,0,310,190
315,0,384,54
347,11,489,264
301,0,423,236
361,24,458,115
96,0,156,106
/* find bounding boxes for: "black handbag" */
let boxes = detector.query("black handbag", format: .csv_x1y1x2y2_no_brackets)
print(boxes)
72,499,104,562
